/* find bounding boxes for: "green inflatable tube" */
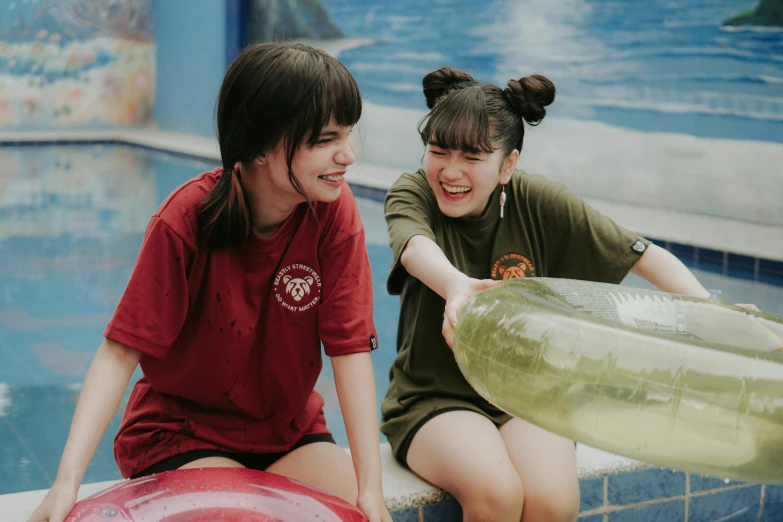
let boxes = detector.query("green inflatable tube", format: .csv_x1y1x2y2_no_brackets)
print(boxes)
452,278,783,484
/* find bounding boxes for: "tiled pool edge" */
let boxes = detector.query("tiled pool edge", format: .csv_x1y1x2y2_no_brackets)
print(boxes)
2,129,779,287
3,444,781,522
387,450,783,521
0,127,783,264
409,476,783,522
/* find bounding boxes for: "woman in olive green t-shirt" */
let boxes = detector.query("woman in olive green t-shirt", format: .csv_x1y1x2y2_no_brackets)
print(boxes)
380,67,759,522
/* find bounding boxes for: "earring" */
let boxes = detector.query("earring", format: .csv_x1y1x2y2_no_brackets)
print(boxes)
499,185,507,219
255,158,264,165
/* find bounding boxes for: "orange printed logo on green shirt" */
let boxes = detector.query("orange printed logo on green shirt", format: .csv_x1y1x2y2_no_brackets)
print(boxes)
491,253,535,280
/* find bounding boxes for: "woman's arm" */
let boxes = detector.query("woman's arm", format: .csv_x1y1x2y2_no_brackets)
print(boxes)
28,339,141,522
401,235,500,347
401,235,469,299
630,244,710,298
331,352,391,521
631,244,759,310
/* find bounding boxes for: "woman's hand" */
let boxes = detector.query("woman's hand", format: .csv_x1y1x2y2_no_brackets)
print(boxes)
27,480,78,522
442,276,502,349
357,489,393,522
397,235,501,348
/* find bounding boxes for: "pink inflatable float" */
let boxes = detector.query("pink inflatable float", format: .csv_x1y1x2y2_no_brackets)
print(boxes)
64,468,368,521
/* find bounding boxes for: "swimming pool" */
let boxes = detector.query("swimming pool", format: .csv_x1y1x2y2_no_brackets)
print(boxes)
0,143,780,496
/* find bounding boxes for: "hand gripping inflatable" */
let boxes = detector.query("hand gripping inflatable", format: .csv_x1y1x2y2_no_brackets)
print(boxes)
65,467,368,521
452,278,783,483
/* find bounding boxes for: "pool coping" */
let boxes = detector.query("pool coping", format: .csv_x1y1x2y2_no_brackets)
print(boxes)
0,442,652,520
2,127,781,266
5,446,779,521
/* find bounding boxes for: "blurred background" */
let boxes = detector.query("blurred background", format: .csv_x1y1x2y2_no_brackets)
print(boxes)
0,0,781,517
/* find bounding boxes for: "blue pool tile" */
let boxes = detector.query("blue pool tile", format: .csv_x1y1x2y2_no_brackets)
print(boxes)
689,474,744,492
0,336,47,386
421,499,462,521
696,247,726,274
764,484,783,506
761,485,783,522
758,259,783,286
765,485,783,503
9,386,83,481
580,477,605,512
607,499,685,522
130,143,217,164
668,241,696,267
607,469,685,506
0,343,40,384
391,507,420,522
727,253,758,281
762,511,783,522
0,417,52,494
0,139,117,147
579,516,604,522
0,384,124,495
350,183,388,202
689,485,761,522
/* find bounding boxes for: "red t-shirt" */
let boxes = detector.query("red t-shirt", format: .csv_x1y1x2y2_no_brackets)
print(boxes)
106,169,378,478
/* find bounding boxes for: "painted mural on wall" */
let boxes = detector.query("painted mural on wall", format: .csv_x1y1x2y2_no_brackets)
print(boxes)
301,0,783,227
247,0,343,42
0,0,154,130
725,0,783,26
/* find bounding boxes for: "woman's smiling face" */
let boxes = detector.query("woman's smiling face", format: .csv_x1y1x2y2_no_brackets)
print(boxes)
422,142,516,218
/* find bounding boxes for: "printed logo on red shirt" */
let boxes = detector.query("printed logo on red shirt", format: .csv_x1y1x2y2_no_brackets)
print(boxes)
274,264,322,312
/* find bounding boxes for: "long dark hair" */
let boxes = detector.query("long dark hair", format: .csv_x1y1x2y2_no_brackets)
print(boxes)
418,67,555,157
198,42,362,250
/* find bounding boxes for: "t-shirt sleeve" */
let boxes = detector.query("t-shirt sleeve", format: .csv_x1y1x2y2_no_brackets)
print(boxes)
542,183,650,283
385,172,437,295
318,188,378,357
103,216,191,358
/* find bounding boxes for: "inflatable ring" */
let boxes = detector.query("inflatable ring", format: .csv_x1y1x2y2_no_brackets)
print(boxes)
452,278,783,483
65,467,367,521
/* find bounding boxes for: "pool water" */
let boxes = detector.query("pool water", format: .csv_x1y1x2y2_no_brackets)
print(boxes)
0,144,779,495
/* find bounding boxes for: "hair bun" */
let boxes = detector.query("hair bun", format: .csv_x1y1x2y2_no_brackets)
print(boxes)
422,67,476,109
504,74,556,125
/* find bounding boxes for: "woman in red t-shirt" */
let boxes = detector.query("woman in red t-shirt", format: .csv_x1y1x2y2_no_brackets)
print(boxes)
29,43,391,522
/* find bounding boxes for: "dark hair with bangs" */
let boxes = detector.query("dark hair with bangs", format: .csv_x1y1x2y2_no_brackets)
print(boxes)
198,42,362,250
418,67,555,159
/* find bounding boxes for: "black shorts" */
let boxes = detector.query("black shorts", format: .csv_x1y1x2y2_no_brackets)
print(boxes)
385,401,575,468
131,433,337,479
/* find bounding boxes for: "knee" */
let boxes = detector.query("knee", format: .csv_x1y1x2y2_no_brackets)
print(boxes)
521,485,579,522
461,474,524,522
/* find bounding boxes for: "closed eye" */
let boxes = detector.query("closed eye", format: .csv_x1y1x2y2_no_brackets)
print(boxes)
315,126,352,146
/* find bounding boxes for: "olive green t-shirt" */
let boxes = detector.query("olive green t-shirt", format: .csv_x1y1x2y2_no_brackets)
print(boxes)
380,169,650,453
